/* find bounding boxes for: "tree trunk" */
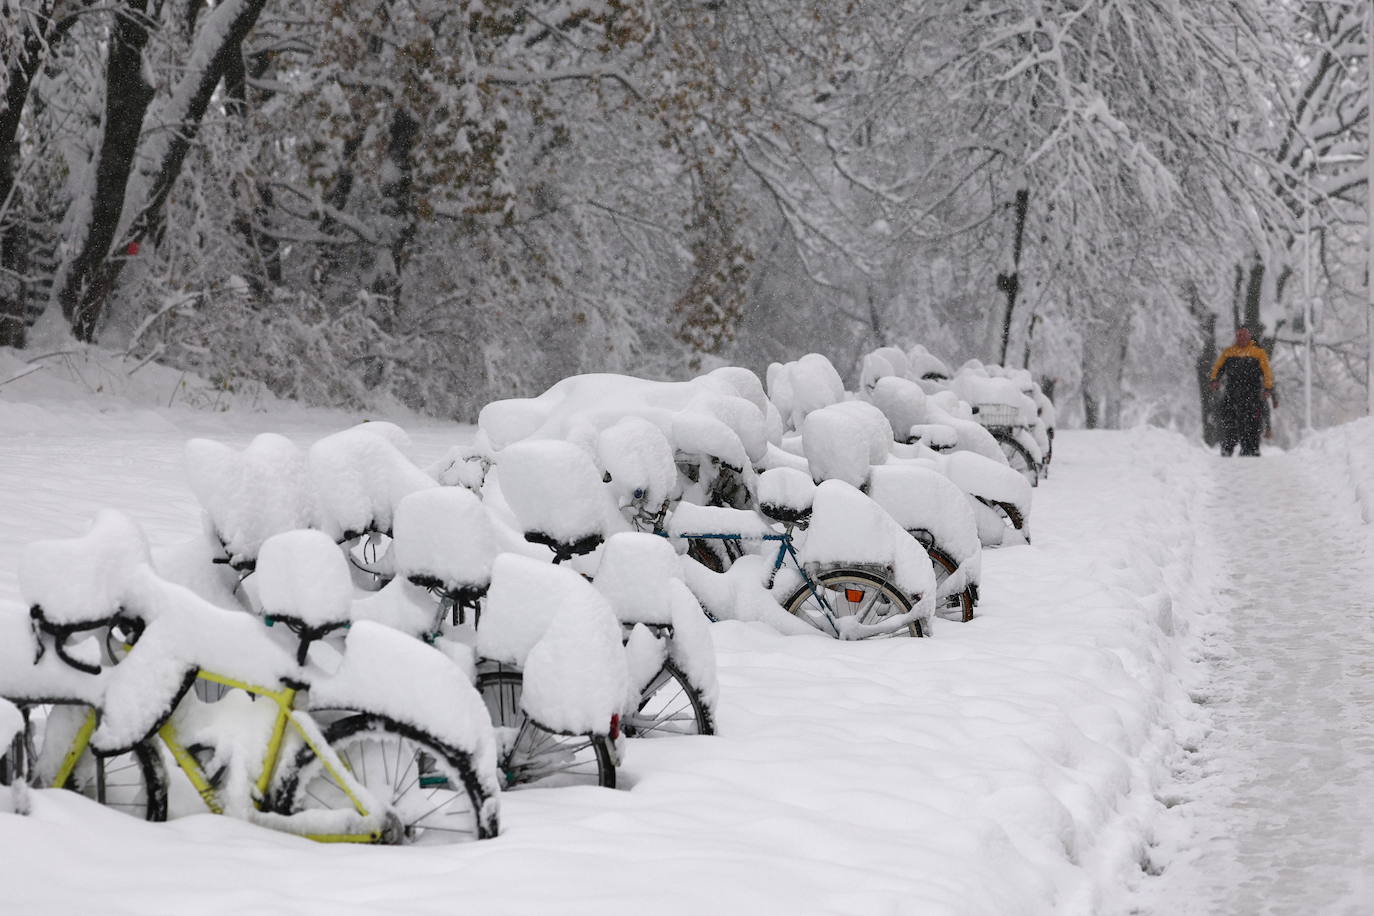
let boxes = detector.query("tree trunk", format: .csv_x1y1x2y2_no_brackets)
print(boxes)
993,187,1029,365
0,0,58,347
54,0,157,342
1242,257,1264,332
1196,311,1219,445
224,44,283,294
1080,313,1130,429
1021,311,1041,368
81,0,272,328
373,105,421,326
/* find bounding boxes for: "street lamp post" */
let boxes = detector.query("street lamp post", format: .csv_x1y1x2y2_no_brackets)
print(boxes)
1368,5,1374,416
1304,158,1314,431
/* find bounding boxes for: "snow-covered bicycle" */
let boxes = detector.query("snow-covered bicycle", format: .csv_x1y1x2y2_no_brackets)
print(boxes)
10,514,501,844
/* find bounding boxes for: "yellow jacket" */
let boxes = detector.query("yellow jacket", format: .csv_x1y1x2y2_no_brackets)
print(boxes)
1210,342,1273,390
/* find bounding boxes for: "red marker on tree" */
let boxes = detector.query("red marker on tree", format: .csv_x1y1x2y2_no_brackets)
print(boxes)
126,241,140,256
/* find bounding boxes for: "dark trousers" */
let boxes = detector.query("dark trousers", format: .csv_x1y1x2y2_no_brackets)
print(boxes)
1220,399,1263,457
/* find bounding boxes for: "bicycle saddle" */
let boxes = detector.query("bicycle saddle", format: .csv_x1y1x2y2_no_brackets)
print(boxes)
255,530,355,664
756,467,815,528
308,426,435,542
523,530,604,564
392,487,499,597
20,510,156,674
186,434,312,571
496,440,614,565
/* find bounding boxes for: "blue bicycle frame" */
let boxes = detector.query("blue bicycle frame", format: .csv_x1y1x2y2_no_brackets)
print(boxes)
676,530,840,637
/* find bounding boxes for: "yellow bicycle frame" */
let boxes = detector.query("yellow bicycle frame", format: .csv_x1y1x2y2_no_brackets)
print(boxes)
160,669,381,842
46,669,383,843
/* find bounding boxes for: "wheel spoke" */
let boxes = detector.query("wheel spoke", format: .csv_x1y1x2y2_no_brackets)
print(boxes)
294,721,482,844
834,583,881,622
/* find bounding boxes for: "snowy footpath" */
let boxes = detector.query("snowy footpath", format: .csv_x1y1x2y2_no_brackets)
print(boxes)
1134,433,1374,916
2,386,1368,914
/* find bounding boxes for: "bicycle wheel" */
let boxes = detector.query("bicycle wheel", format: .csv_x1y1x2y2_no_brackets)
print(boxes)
476,670,616,789
993,431,1039,487
18,702,167,820
280,714,495,844
783,568,921,638
927,546,975,623
624,658,714,738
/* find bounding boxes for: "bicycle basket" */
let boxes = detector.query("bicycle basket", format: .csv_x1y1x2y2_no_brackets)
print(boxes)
973,403,1021,428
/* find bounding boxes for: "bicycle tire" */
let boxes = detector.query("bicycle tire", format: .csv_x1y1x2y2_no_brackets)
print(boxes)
992,431,1039,487
783,568,921,638
927,545,975,623
16,701,167,820
277,714,497,844
476,669,616,789
624,658,714,738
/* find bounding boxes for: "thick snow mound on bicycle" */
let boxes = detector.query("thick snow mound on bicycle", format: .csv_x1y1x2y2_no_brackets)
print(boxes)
478,554,630,735
801,480,936,605
478,371,771,466
184,434,312,568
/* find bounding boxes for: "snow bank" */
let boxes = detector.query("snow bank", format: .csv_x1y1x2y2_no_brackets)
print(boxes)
1301,417,1374,524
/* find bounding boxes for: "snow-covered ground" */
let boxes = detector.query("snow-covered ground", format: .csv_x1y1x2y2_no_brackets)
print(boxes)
2,352,1369,915
1131,430,1374,916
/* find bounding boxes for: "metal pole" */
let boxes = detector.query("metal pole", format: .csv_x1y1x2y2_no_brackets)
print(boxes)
1367,2,1374,415
1305,167,1314,430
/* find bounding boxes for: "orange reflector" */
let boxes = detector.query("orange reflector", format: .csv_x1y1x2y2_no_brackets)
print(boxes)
844,588,865,604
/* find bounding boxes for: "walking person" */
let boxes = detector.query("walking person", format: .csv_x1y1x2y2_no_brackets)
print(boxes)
1209,327,1277,457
